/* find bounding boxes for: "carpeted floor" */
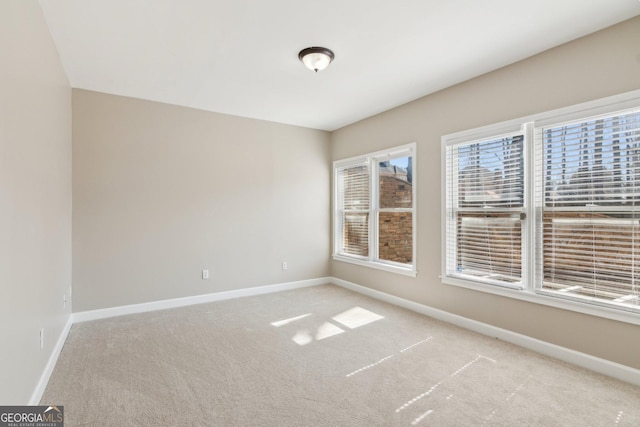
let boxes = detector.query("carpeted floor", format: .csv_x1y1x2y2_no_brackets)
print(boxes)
41,284,640,426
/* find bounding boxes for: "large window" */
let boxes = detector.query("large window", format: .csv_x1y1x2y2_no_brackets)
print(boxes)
536,110,640,311
443,91,640,319
334,144,416,276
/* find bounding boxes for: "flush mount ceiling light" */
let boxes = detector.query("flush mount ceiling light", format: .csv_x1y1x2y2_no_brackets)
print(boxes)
298,47,335,72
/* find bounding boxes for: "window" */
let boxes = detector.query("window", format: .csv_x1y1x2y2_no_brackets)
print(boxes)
334,144,416,276
443,91,640,319
444,131,526,288
536,110,640,311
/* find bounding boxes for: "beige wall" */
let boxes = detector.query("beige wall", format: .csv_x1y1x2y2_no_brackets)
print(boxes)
331,17,640,369
72,90,330,311
0,2,72,404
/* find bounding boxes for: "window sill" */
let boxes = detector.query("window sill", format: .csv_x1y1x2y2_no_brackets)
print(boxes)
333,254,417,277
442,275,640,326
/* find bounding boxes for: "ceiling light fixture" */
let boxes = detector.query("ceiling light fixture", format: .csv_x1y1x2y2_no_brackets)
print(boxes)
298,47,335,72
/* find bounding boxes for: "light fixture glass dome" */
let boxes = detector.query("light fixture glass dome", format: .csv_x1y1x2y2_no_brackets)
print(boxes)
298,47,335,72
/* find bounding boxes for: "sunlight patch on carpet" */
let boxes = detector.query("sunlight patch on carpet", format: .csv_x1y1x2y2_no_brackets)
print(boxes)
396,383,442,413
315,322,345,340
332,306,384,329
290,322,345,346
346,355,395,377
270,313,312,327
400,337,433,353
396,354,498,413
411,409,434,425
292,330,313,346
345,336,434,378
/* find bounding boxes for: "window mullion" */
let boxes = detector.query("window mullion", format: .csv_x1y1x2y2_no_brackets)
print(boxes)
370,157,378,262
523,122,535,292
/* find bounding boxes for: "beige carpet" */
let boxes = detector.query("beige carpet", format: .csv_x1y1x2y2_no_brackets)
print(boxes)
42,284,640,426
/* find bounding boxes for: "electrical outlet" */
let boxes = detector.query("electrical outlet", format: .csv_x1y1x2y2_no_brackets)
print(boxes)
40,328,44,350
282,261,288,271
202,269,209,280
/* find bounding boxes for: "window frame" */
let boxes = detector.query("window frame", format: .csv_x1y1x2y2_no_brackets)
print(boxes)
441,90,640,326
334,143,417,277
443,126,530,290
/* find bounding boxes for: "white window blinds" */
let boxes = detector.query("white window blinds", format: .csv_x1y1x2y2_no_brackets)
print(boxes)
445,134,525,287
536,109,640,311
336,163,370,257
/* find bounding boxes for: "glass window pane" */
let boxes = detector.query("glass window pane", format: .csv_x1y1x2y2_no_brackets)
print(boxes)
456,212,522,284
542,111,640,207
457,136,524,208
541,212,640,309
340,165,369,210
379,156,413,209
343,212,369,256
378,212,412,264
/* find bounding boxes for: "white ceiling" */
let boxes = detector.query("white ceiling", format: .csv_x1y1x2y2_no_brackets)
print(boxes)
39,0,640,131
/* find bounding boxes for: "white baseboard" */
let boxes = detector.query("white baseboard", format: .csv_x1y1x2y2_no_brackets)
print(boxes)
73,277,330,323
330,277,640,387
29,315,73,405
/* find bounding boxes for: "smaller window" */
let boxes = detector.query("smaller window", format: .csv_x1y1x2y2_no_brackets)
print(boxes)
334,144,416,276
